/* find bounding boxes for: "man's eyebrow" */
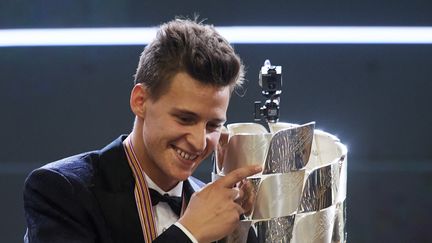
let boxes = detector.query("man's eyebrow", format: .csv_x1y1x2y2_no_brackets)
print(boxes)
171,108,198,117
210,118,227,124
171,108,226,123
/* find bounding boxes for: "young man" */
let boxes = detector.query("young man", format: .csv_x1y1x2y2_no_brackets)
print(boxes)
23,19,261,243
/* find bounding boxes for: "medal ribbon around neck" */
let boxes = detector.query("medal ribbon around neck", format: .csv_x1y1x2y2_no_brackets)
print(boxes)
123,136,187,242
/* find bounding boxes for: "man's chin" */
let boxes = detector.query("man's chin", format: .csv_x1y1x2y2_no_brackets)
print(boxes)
170,169,194,182
176,173,193,182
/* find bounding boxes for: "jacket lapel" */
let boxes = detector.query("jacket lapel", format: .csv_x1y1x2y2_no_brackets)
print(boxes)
183,176,205,205
92,135,144,243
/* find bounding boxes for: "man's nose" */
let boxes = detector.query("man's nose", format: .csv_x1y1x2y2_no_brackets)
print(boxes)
187,125,207,152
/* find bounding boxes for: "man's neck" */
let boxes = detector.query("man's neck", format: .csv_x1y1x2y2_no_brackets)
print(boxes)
127,129,179,191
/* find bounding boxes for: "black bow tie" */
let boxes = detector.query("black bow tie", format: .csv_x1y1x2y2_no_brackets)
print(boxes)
149,188,182,216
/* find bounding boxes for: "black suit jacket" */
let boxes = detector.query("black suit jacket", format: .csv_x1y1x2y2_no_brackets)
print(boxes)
24,135,258,243
24,135,206,243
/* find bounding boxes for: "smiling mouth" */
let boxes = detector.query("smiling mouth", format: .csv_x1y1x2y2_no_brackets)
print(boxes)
172,146,199,161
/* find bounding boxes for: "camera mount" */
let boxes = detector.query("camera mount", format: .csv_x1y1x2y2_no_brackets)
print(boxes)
254,59,283,123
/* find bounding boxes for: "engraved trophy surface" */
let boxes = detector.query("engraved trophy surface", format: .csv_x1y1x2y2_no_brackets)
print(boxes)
213,122,348,243
213,60,347,243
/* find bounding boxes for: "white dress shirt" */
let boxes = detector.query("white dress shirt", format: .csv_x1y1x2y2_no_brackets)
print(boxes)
144,174,198,243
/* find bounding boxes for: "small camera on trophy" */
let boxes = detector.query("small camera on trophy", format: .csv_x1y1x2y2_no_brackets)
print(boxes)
259,59,282,95
254,59,282,123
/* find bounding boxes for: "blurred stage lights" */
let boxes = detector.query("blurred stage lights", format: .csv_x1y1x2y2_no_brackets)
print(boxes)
1,26,432,47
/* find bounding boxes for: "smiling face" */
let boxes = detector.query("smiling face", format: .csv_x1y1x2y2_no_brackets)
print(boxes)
130,72,231,191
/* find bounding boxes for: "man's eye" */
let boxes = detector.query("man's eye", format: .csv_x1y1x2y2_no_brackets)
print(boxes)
178,116,194,124
207,123,222,131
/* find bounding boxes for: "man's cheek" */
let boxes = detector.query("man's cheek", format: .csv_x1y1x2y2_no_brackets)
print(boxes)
208,133,222,150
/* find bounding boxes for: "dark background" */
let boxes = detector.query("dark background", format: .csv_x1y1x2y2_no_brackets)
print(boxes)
1,1,431,242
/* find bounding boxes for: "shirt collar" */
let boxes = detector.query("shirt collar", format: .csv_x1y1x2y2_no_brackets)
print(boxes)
144,173,183,197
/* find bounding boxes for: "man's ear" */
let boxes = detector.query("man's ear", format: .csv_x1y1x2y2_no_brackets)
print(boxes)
130,83,149,119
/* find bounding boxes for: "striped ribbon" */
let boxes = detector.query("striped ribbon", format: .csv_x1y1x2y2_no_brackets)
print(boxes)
123,136,188,242
123,137,157,242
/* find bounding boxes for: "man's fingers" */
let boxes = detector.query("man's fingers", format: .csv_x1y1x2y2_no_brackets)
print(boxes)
232,187,241,200
234,202,244,216
217,165,262,188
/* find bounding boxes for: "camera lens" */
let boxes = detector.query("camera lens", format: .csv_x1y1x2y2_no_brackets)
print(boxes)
268,82,276,90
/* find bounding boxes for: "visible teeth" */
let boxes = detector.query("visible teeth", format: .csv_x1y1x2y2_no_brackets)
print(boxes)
175,147,198,161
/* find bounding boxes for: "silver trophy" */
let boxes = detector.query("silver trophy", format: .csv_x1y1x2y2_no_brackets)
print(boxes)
212,60,347,243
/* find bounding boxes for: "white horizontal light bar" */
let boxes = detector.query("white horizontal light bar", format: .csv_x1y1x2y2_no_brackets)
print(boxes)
220,26,432,44
1,26,432,47
0,28,158,47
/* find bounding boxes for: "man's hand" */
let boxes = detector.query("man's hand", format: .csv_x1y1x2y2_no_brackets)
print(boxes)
178,165,262,243
236,178,257,217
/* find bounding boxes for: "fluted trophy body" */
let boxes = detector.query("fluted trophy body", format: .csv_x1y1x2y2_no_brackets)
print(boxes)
213,122,347,243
